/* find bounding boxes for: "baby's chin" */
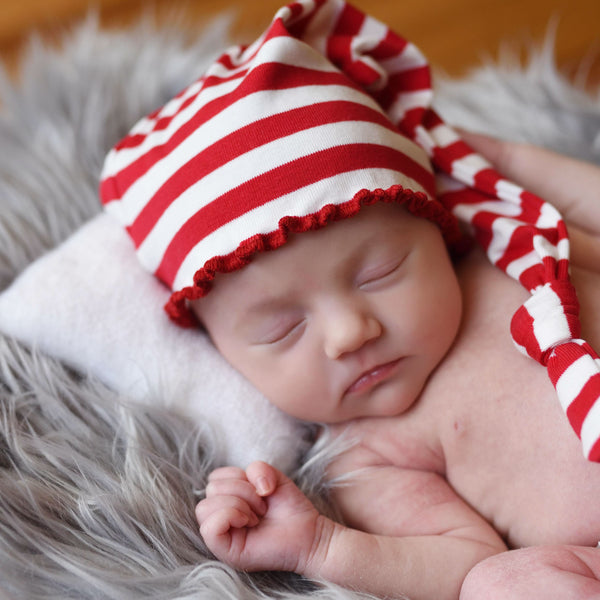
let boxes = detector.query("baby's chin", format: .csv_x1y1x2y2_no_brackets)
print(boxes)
324,390,422,424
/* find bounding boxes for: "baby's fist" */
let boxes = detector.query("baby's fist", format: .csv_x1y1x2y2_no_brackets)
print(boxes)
196,461,326,574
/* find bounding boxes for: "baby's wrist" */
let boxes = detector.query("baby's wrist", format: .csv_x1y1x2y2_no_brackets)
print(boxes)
301,516,345,580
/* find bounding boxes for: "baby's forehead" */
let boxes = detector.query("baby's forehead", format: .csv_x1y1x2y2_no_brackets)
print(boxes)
204,203,425,296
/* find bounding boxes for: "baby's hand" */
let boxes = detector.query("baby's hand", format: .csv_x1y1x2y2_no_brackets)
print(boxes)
196,461,330,574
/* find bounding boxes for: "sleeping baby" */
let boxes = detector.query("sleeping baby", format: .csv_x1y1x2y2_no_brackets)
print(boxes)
99,0,600,598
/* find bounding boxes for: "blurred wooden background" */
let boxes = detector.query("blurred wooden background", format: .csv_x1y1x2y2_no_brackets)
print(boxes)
2,0,599,83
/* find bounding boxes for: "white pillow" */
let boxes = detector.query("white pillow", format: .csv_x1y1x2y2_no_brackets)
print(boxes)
0,213,308,472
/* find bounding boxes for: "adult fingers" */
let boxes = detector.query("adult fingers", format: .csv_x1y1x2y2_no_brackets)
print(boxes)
459,130,600,236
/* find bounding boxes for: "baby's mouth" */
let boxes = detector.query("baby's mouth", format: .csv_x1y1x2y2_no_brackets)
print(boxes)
344,359,403,397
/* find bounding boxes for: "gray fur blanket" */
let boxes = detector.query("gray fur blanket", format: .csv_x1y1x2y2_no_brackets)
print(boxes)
0,14,599,600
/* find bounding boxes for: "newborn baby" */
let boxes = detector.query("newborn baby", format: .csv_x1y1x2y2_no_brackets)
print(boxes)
99,0,600,598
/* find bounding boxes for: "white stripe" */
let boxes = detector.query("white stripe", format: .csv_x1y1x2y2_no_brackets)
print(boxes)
352,18,388,92
217,27,269,72
101,76,241,179
504,249,540,281
435,173,466,194
386,89,433,124
354,15,388,55
275,0,344,56
451,199,522,223
298,0,343,55
111,83,398,225
496,179,524,204
158,80,205,120
532,235,570,261
537,200,563,229
555,354,593,412
429,123,460,148
122,80,206,142
103,35,340,179
581,394,600,458
172,167,423,291
486,216,520,264
526,284,572,351
450,153,492,186
379,42,428,75
137,120,428,272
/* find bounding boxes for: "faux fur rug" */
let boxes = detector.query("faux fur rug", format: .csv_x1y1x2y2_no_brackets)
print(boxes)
0,13,599,600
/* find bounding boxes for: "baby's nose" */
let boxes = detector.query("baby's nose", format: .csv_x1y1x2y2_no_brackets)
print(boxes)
323,305,382,360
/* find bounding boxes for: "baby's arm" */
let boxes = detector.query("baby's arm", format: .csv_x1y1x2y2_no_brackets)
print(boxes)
197,458,506,600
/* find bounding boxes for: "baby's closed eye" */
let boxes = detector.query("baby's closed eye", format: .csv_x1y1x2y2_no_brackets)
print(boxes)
250,314,306,346
356,253,409,291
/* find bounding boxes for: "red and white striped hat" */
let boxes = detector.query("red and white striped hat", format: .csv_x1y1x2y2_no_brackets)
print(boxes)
101,0,600,462
99,0,464,327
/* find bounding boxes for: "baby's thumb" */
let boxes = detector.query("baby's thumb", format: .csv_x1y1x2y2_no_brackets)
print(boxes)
246,461,282,497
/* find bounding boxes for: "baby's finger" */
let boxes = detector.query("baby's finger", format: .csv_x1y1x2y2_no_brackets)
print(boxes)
245,461,282,497
207,466,248,483
205,478,268,516
200,505,254,538
196,495,259,529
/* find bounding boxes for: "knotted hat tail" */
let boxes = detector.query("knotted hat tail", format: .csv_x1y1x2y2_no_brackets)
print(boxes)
100,0,600,461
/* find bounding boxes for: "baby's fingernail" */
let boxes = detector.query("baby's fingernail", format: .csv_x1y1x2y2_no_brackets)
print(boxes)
256,476,270,496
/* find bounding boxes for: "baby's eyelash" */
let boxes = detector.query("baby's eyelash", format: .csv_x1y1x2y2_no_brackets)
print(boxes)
256,319,306,346
357,256,406,288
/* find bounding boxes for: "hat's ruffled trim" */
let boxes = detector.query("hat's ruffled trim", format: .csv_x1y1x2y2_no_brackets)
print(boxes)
165,184,465,327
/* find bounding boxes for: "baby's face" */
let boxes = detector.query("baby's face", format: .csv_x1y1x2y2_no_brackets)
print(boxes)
192,202,462,423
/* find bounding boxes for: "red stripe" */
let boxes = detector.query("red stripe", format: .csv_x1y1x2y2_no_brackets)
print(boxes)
327,4,368,84
548,342,586,387
115,133,147,151
470,209,504,253
115,83,207,151
518,263,549,291
438,187,487,211
284,0,324,39
587,436,600,462
510,303,538,359
422,110,443,129
284,0,327,38
432,141,472,172
127,99,419,246
102,65,358,204
332,2,365,36
111,72,242,153
108,14,327,156
156,142,436,286
473,168,502,194
519,190,544,213
566,372,600,436
371,29,407,61
397,107,427,137
495,225,536,271
375,65,431,112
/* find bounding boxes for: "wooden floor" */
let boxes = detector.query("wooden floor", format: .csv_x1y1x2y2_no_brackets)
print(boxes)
2,0,600,84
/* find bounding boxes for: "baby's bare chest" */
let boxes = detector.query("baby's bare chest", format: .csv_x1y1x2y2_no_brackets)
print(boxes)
433,345,600,548
360,254,600,548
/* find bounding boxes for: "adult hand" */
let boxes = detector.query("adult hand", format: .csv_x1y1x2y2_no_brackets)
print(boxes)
459,130,600,271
